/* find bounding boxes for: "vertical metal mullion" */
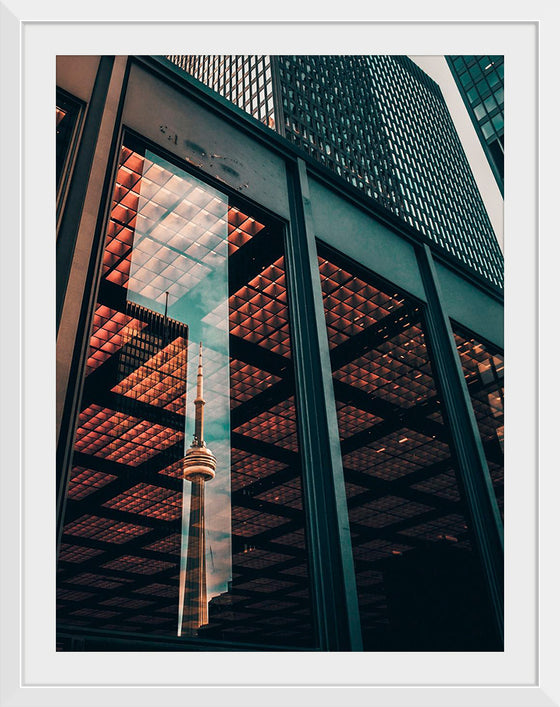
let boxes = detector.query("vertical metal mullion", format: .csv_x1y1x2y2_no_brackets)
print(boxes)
269,55,286,138
56,58,130,557
56,56,115,332
417,243,504,648
284,157,362,651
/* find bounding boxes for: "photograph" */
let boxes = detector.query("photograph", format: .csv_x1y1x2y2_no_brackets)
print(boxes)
1,13,549,707
55,53,505,653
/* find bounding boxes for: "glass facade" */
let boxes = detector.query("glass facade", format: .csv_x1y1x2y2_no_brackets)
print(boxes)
446,55,504,193
167,54,504,290
56,56,504,653
317,245,497,650
57,135,314,649
168,55,276,129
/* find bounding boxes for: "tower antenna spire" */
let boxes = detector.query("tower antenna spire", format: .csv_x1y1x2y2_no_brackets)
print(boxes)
193,342,205,446
179,340,217,635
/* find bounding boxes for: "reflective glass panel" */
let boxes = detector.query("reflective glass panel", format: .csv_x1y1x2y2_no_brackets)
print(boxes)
57,137,314,650
318,245,497,651
453,328,504,520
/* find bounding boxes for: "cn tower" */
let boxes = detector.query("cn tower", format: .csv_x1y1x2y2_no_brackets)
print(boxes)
181,342,217,633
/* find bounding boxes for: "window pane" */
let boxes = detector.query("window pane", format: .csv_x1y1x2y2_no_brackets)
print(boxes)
453,329,504,519
56,91,81,191
469,63,482,81
492,114,504,133
318,246,497,651
57,138,314,650
454,57,465,73
487,70,500,88
484,95,497,114
494,86,504,108
474,103,486,121
481,121,494,139
466,86,479,103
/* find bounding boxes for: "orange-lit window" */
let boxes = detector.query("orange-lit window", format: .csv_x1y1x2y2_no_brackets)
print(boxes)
317,245,497,651
453,327,504,519
57,136,314,650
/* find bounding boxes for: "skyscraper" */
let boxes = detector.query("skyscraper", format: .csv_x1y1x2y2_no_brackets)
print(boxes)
167,54,504,290
446,55,504,196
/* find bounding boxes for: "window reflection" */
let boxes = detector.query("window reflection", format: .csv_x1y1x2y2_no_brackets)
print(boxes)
57,138,313,649
318,246,496,651
454,328,504,519
56,91,81,191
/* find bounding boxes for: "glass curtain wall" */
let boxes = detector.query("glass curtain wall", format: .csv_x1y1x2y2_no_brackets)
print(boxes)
56,127,503,652
317,243,498,651
57,135,314,649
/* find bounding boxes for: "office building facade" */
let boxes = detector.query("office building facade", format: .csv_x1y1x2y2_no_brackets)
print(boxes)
446,55,504,196
169,54,503,289
56,55,504,652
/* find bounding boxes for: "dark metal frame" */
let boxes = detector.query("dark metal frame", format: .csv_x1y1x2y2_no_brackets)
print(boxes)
56,87,85,225
56,57,131,554
417,244,504,647
284,158,363,651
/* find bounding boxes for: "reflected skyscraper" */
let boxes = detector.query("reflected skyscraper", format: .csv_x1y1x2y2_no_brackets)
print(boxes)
180,343,217,634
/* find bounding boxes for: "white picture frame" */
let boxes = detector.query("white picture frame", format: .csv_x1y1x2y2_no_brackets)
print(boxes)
0,4,553,706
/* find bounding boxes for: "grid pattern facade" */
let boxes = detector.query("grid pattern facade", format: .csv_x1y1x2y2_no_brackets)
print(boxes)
168,55,276,128
317,247,499,650
446,55,504,191
57,140,315,649
167,54,503,290
279,56,403,213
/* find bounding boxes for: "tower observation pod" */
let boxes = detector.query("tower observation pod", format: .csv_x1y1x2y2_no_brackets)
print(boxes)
181,342,217,633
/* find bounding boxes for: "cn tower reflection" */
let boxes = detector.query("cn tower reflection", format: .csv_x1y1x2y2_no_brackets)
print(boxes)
179,342,217,634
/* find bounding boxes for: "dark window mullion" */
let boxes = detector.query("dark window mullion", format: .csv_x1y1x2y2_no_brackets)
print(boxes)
283,157,362,651
417,242,504,648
